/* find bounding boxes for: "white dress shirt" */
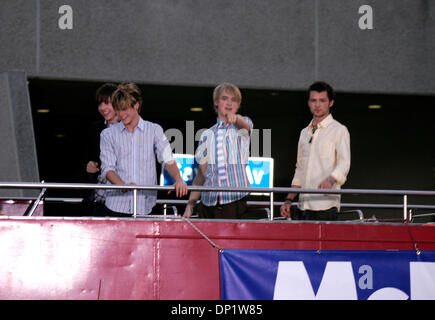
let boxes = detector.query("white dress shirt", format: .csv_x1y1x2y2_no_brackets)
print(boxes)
292,114,350,211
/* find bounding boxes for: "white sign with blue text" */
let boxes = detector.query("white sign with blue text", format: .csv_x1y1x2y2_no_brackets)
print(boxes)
219,249,435,300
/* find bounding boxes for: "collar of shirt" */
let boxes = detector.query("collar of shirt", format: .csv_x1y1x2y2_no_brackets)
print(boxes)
216,118,226,128
309,113,334,132
105,119,120,128
216,118,235,130
119,116,145,132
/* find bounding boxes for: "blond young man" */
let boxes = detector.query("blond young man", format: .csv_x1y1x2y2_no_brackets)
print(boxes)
184,83,253,219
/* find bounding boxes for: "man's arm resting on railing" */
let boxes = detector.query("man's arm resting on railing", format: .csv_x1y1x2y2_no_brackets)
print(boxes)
106,170,133,192
183,163,206,218
280,185,301,218
165,161,188,198
106,170,125,185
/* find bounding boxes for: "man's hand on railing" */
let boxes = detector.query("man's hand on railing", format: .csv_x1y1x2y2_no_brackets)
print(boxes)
183,201,195,218
183,192,201,218
122,182,136,193
280,200,292,218
174,180,188,198
165,161,188,198
280,188,299,219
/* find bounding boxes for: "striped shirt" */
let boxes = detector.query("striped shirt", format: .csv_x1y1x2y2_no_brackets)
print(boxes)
100,117,175,215
195,117,253,206
93,120,119,204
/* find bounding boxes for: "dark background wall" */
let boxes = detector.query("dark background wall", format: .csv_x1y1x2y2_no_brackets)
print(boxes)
0,0,434,217
27,79,434,219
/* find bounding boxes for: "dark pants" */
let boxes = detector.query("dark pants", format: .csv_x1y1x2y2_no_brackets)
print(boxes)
101,205,133,218
93,202,109,217
101,205,166,217
292,206,339,221
81,199,112,217
198,198,248,219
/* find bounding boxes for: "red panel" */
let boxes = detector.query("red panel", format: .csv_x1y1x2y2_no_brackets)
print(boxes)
0,200,43,216
0,217,434,299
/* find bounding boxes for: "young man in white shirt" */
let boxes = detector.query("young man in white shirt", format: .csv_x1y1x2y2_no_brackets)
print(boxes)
280,81,350,221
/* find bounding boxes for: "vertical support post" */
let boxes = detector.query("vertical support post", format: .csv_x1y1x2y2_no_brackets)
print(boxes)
270,192,274,220
133,188,137,218
403,194,408,223
26,180,46,216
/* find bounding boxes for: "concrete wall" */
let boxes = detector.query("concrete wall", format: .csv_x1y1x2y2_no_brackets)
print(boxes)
0,0,434,94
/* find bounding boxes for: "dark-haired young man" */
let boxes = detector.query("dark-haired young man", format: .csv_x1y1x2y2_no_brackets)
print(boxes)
280,81,350,221
82,83,119,216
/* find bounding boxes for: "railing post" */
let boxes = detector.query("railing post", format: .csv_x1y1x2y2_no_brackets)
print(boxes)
403,194,408,223
133,188,137,218
26,180,46,216
270,191,274,220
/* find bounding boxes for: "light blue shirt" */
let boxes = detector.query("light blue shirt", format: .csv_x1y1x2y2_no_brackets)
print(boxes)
100,117,174,215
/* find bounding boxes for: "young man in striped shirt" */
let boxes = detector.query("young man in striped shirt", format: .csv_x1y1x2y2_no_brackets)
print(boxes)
100,83,187,216
183,83,253,219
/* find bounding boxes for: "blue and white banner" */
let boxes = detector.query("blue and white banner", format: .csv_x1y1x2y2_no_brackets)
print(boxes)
219,249,435,300
160,154,273,192
161,154,199,186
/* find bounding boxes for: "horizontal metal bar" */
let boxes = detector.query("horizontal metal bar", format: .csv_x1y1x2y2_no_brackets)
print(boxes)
412,213,435,218
338,203,435,210
2,197,435,210
154,200,435,210
1,181,435,196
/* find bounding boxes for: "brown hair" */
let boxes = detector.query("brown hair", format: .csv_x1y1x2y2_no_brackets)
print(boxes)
96,83,117,105
111,82,143,112
308,81,335,101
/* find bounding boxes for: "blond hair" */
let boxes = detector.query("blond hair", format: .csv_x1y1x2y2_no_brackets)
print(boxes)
213,83,242,109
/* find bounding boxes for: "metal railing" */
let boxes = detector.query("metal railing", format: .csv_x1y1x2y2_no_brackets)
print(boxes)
1,181,434,222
